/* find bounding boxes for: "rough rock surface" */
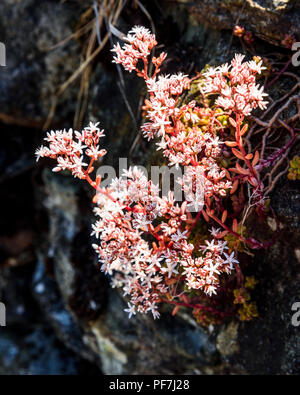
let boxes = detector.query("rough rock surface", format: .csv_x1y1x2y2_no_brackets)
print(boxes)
0,0,299,374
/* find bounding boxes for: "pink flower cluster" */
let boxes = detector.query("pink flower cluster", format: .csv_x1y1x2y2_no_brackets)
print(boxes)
142,73,190,140
91,166,235,318
36,123,236,318
35,122,106,179
179,166,231,212
182,231,238,296
203,54,268,116
112,26,158,73
112,27,232,215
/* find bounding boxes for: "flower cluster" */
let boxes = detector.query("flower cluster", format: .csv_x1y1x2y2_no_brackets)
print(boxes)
35,122,106,179
91,166,235,318
142,73,190,140
112,27,233,223
112,26,158,74
233,25,254,45
203,54,268,116
37,26,272,323
35,125,236,317
36,125,235,318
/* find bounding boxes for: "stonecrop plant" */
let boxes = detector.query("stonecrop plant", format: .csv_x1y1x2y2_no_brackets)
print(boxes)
36,26,283,324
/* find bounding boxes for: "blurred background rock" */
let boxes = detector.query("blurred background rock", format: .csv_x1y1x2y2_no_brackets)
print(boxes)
0,0,299,374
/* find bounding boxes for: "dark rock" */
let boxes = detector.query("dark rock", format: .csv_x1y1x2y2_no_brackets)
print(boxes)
170,0,300,46
272,180,300,228
0,0,83,121
216,211,300,374
0,326,101,375
88,289,219,374
0,259,101,375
